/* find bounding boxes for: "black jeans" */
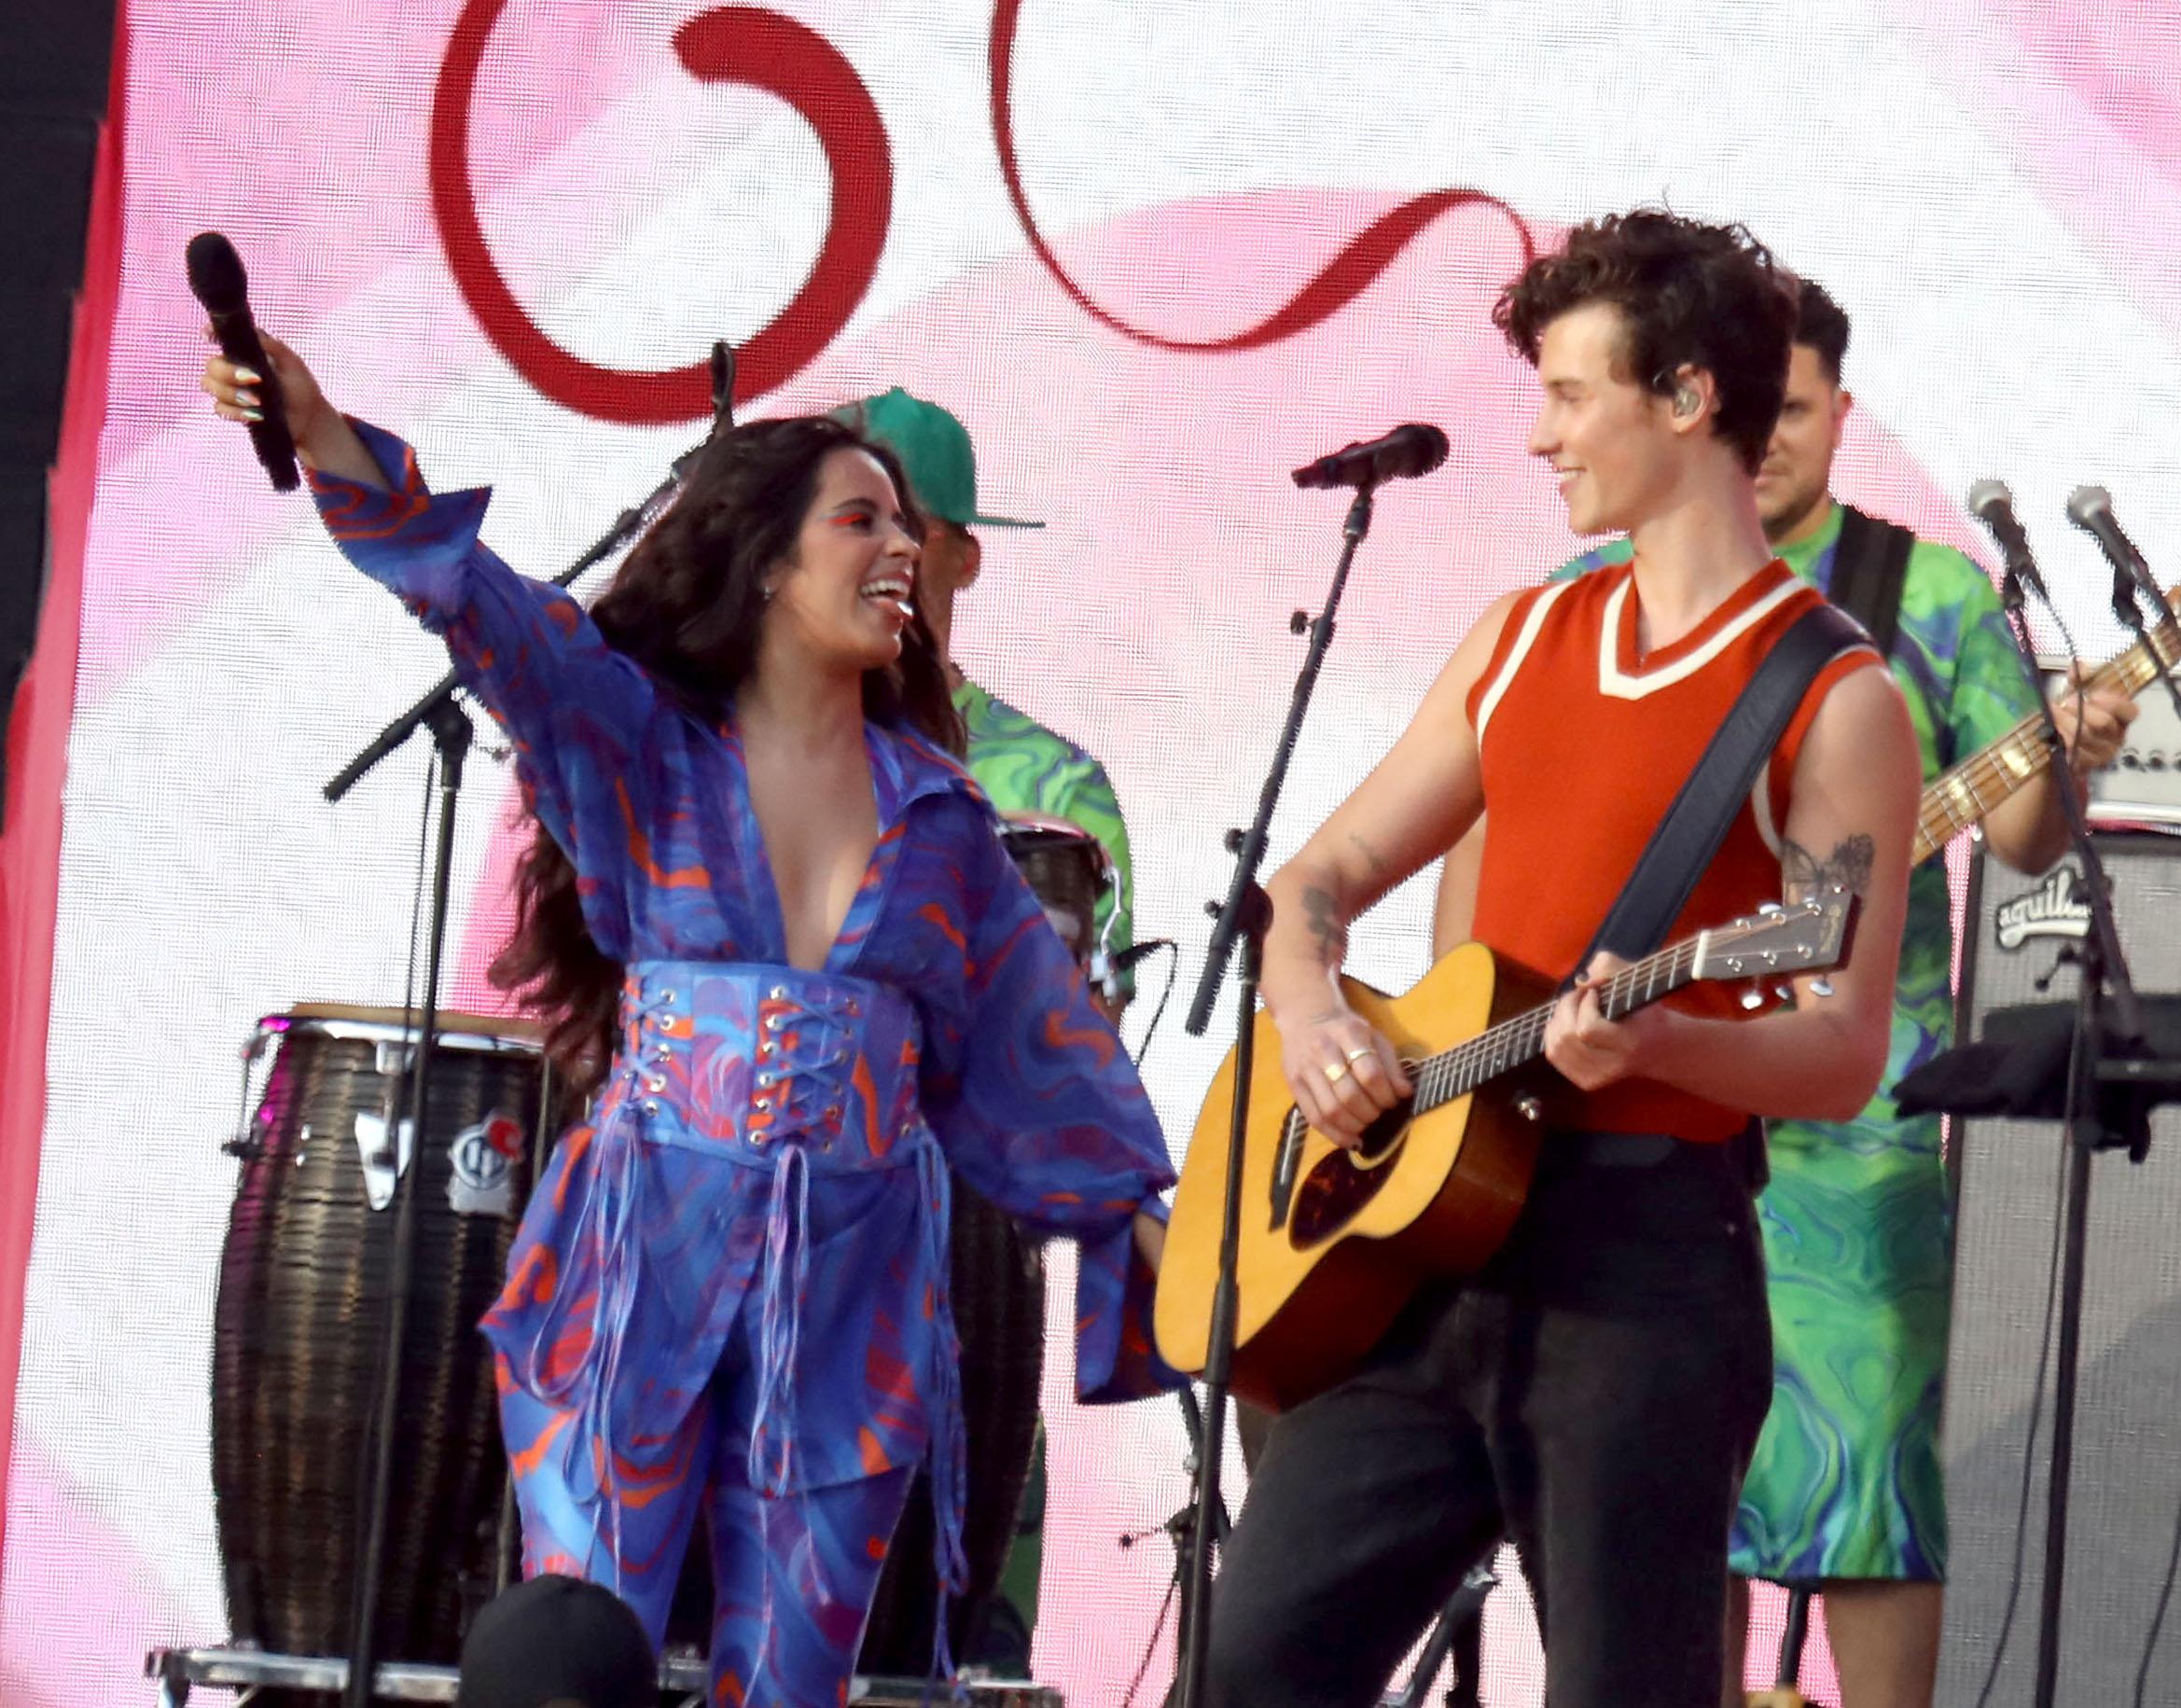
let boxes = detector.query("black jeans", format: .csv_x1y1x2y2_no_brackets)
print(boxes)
1202,1135,1772,1708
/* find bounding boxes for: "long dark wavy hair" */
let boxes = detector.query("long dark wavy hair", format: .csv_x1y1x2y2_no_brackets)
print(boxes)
488,416,963,1093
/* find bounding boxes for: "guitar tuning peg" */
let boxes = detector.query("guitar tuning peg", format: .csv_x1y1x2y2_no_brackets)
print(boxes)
1739,986,1766,1011
1809,977,1836,999
1757,901,1785,917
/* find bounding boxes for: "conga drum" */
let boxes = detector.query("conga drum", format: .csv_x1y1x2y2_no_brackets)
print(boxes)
211,1004,546,1694
998,811,1116,969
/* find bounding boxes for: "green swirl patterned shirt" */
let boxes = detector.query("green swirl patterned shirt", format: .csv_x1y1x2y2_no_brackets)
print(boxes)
955,677,1136,994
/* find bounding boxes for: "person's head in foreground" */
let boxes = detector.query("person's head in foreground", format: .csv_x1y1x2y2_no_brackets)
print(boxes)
453,1574,656,1708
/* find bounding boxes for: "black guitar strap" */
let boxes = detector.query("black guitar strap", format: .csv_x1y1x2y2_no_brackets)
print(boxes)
1827,504,1915,661
1571,598,1868,1187
1578,600,1871,973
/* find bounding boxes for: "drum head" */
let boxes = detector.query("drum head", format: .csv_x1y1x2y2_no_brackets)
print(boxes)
997,814,1112,964
280,1000,542,1044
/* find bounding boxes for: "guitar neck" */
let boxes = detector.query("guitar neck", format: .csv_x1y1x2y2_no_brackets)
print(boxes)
1912,618,2179,865
1410,937,1703,1115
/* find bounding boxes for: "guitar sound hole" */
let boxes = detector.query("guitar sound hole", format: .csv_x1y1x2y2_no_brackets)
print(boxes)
1286,1101,1413,1251
1355,1101,1410,1162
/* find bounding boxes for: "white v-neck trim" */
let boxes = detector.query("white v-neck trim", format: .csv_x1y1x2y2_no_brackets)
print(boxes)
1595,572,1804,701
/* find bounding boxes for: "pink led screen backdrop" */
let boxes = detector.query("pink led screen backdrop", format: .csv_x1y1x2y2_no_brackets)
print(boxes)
8,3,2181,1703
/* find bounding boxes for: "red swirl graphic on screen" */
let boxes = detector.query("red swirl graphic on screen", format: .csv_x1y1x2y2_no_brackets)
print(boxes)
990,0,1535,350
431,2,891,424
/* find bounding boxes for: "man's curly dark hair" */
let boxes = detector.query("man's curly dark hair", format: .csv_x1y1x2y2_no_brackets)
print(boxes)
1493,210,1799,474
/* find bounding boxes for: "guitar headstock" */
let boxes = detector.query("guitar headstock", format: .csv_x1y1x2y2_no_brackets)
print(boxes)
1691,887,1859,985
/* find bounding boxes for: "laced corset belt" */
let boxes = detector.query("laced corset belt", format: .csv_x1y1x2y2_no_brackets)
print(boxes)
535,959,971,1624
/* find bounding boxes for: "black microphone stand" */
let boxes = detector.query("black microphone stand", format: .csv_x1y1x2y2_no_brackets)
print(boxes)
1173,480,1379,1708
331,345,732,1708
1993,564,2149,1708
2101,545,2181,729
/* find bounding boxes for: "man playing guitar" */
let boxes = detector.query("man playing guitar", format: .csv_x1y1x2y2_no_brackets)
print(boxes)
1199,212,1922,1707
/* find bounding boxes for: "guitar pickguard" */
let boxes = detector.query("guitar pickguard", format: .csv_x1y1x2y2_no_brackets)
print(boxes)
1286,1101,1413,1250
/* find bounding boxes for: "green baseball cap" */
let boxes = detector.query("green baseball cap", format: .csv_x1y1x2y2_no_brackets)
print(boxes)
834,387,1043,530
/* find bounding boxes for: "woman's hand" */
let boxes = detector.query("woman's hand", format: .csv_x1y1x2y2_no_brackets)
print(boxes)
198,329,372,479
1279,1001,1410,1148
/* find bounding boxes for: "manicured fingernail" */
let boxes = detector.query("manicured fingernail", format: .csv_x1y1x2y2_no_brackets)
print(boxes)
242,408,264,423
235,390,259,410
234,368,261,385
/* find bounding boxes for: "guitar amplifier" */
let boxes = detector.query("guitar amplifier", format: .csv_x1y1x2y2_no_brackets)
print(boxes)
2042,656,2181,825
1937,832,2181,1703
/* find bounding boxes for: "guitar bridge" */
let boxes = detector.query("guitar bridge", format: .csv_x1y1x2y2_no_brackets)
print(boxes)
1269,1106,1306,1231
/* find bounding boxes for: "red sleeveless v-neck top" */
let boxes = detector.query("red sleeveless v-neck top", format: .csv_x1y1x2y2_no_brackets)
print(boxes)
1464,558,1878,1142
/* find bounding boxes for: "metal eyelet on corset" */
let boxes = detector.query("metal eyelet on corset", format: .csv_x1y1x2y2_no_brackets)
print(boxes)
770,985,788,1001
660,991,675,1005
642,1099,660,1117
845,999,860,1017
755,1096,772,1111
652,1043,674,1061
757,1072,776,1089
750,1130,770,1147
645,1075,666,1093
765,1014,784,1032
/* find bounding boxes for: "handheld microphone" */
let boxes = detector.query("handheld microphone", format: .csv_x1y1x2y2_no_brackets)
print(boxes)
2064,485,2156,629
186,231,299,492
1292,424,1450,491
1967,479,2050,607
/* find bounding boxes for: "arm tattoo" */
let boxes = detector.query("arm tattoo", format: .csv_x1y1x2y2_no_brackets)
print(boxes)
1301,884,1349,967
1346,829,1393,882
1780,833,1876,902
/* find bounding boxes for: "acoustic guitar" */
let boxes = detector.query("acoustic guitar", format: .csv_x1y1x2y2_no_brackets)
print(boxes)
1152,891,1857,1413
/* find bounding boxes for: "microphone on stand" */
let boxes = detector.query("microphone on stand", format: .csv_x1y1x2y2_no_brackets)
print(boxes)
1292,424,1450,490
1968,479,2053,610
2066,484,2181,724
2066,485,2157,629
186,231,299,492
710,339,736,433
674,340,739,481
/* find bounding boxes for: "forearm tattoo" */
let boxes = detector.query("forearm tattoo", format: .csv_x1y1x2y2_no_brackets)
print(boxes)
1780,832,1876,902
1301,883,1349,967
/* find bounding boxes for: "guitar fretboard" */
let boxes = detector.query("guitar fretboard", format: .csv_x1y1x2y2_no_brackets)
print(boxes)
1409,937,1704,1114
1912,618,2180,865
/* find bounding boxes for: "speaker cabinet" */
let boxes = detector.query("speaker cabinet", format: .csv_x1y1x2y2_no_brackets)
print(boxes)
1938,833,2181,1702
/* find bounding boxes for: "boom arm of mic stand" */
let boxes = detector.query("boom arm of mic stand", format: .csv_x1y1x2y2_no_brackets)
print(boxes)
323,445,701,803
